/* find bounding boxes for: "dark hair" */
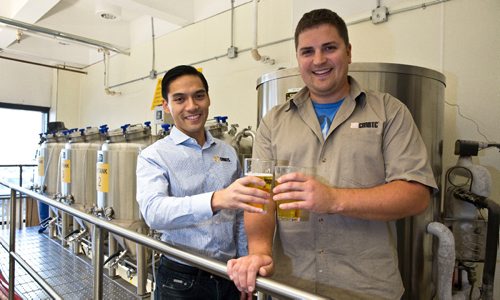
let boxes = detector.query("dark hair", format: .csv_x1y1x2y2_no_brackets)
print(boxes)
294,9,349,49
161,65,209,100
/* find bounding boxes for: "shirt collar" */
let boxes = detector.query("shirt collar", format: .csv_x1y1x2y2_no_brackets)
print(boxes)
170,126,216,148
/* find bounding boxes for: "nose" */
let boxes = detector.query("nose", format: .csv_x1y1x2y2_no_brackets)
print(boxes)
185,97,199,111
313,51,326,65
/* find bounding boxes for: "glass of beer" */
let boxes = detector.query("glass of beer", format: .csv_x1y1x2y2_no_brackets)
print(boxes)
243,158,275,211
274,165,313,221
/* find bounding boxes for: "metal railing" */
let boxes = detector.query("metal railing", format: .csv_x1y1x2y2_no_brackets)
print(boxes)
0,180,328,300
0,164,37,230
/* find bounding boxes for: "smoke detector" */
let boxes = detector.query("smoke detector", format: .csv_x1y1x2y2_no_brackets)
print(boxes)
95,0,121,21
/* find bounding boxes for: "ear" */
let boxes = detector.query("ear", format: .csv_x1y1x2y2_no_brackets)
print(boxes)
162,100,170,114
347,43,352,64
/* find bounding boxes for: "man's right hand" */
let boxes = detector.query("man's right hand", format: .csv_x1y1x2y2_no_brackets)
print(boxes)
212,177,270,213
227,254,274,295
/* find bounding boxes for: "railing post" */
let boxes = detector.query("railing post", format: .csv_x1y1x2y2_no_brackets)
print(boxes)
9,188,17,300
92,224,104,300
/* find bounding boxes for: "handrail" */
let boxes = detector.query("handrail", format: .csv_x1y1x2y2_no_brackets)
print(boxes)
0,180,329,300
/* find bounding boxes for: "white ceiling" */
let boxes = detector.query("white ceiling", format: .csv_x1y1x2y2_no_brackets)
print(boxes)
0,0,248,70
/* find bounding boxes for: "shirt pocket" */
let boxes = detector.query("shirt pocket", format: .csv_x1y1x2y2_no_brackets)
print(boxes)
336,129,386,188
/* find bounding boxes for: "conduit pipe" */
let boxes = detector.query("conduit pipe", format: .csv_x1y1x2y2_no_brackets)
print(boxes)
102,49,121,96
427,222,455,300
251,0,274,64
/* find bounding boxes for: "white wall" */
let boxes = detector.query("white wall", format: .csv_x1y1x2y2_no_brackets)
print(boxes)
0,58,52,107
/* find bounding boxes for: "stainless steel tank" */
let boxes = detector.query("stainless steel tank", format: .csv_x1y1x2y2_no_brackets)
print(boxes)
207,116,254,166
95,122,153,296
60,127,105,252
256,63,445,300
36,131,67,239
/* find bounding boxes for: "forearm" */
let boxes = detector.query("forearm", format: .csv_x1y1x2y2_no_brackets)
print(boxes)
244,207,275,256
331,180,431,221
138,192,214,230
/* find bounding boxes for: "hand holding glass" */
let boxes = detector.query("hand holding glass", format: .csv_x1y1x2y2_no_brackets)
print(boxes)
274,165,313,221
243,158,274,212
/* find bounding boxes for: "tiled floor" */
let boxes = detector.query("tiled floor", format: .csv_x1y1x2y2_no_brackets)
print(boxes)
0,227,145,299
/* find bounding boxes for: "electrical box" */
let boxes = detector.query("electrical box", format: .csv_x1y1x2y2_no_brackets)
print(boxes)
227,46,238,59
372,6,388,24
153,106,164,125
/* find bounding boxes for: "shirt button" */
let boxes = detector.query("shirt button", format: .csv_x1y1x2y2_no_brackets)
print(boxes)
319,269,323,273
322,158,327,163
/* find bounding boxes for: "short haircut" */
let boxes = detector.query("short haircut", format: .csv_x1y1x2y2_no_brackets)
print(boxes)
161,65,209,100
294,9,349,49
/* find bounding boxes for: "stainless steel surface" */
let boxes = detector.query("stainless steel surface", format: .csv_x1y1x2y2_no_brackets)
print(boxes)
256,63,446,300
2,180,329,300
92,225,104,300
9,189,16,300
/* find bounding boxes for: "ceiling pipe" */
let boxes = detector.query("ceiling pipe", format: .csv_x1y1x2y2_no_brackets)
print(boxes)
0,55,87,74
0,15,129,56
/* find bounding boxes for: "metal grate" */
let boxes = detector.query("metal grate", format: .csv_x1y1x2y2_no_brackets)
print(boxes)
0,227,145,299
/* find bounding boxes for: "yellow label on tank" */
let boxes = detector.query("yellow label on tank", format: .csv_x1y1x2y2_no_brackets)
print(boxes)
38,156,44,177
97,162,109,193
62,159,71,183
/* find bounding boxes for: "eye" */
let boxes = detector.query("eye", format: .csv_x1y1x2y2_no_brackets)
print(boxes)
194,91,207,100
324,44,337,52
172,95,185,103
299,48,314,57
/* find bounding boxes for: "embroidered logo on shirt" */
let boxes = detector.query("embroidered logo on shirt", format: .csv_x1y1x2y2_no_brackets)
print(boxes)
213,156,231,162
350,121,379,128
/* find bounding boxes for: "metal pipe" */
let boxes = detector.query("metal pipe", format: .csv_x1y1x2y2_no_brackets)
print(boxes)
92,224,104,300
427,222,455,300
0,55,87,74
251,0,261,61
0,15,129,55
8,188,16,300
481,199,500,299
1,180,329,300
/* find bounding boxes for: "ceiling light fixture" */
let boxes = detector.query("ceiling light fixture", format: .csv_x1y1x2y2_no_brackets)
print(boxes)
95,0,121,21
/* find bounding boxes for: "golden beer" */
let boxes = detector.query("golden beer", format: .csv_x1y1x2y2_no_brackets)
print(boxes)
275,183,308,221
246,173,273,211
274,165,313,222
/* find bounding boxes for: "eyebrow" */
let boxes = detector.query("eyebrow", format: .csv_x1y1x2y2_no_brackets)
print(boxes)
298,41,338,52
171,89,207,98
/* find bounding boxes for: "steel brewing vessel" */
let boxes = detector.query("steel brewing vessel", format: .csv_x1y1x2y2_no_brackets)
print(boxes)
256,63,445,300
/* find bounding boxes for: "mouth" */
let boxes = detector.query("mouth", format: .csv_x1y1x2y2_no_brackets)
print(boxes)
185,114,202,122
312,68,333,76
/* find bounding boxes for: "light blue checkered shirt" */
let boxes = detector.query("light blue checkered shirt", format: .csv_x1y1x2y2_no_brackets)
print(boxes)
136,126,247,262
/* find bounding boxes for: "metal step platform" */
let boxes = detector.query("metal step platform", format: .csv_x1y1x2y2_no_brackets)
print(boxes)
0,226,147,299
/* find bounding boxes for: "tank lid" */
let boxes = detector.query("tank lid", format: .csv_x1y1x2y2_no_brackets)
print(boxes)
256,67,301,89
349,62,446,86
255,63,446,88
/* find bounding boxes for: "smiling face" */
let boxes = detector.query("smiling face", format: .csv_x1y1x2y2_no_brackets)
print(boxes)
163,74,210,145
296,23,352,103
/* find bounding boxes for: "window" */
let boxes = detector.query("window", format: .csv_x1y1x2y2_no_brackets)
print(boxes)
0,103,49,194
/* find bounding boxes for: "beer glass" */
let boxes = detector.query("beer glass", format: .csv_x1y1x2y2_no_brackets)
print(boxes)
274,165,313,221
243,158,274,211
